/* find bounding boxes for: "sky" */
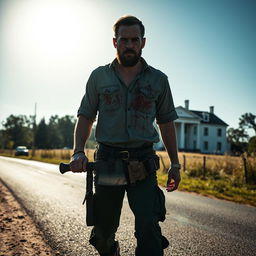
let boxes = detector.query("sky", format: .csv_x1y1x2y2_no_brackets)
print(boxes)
0,0,255,134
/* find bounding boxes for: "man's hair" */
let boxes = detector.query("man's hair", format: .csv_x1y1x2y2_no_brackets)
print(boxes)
113,15,145,38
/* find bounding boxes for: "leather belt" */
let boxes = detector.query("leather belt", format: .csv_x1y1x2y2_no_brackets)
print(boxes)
96,143,155,161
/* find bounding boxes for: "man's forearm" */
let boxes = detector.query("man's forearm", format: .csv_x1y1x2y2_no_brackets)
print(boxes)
73,115,93,153
158,121,179,164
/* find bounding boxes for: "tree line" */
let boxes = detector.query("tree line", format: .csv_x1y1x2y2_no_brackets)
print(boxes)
227,113,256,155
0,112,255,154
0,115,78,149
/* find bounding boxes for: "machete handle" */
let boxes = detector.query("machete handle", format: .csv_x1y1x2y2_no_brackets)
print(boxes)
59,162,94,174
59,163,71,174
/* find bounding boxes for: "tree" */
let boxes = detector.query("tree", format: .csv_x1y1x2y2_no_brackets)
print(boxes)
58,115,76,148
2,115,33,149
48,115,63,148
227,127,248,154
0,130,6,148
35,118,49,149
239,113,256,135
248,136,256,155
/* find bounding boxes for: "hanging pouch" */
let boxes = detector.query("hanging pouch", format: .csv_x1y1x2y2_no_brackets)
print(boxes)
127,160,148,184
94,159,127,186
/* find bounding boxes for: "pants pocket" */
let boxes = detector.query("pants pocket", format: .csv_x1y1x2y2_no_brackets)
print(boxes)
155,186,166,222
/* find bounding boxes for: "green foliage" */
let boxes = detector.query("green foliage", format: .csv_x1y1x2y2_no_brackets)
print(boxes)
2,115,33,148
34,115,77,149
239,113,256,135
58,115,76,148
35,118,49,149
157,172,256,206
0,114,79,149
48,115,63,149
227,112,256,155
227,127,248,153
248,136,256,155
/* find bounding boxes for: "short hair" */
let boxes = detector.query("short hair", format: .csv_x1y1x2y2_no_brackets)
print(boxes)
113,15,145,38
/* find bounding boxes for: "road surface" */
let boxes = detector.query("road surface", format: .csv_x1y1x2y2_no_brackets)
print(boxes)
0,156,255,256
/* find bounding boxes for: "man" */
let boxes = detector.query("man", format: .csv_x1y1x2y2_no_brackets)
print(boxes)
70,16,181,256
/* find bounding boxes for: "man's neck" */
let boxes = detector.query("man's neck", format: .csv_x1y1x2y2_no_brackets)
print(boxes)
116,60,142,86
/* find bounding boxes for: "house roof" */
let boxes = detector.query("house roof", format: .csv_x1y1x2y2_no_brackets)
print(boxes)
190,110,228,126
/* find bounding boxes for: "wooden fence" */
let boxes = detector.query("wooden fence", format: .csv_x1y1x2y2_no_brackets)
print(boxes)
0,149,255,184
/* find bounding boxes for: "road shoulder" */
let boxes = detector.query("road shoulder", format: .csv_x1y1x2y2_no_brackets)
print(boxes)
0,180,56,256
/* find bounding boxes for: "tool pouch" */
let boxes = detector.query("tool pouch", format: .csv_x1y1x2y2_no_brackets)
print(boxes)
143,155,160,172
127,160,148,184
127,155,160,184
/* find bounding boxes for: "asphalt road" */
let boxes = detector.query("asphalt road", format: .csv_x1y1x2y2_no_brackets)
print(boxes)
0,156,255,256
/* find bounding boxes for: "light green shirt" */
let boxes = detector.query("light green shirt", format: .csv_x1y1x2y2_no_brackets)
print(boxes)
78,58,178,148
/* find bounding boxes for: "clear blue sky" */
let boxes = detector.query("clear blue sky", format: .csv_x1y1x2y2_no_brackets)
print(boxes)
0,0,255,133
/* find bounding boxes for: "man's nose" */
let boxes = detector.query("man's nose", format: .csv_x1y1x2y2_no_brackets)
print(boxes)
126,39,133,48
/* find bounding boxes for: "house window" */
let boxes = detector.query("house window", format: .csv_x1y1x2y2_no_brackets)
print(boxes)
204,127,208,136
202,112,209,122
193,126,197,135
217,142,222,151
204,141,208,150
193,140,197,149
217,128,222,137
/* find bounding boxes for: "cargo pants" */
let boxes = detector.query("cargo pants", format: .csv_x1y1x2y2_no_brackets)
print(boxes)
89,172,167,256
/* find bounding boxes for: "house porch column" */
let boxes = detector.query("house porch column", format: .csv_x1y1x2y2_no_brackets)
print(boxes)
180,122,185,149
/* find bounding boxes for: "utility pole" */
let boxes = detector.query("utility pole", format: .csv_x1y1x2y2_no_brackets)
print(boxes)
32,103,37,157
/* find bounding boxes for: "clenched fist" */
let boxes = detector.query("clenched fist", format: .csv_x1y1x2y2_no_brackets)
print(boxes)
70,152,88,173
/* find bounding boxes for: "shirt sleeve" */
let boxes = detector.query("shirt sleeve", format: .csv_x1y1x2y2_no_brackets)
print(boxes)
156,75,178,124
77,71,98,121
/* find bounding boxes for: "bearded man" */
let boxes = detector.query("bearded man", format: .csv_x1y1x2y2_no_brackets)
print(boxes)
70,15,181,256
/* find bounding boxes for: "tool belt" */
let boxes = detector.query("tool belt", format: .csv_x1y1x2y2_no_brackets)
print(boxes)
94,143,160,185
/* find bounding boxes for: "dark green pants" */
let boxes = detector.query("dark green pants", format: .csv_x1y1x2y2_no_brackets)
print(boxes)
89,173,165,256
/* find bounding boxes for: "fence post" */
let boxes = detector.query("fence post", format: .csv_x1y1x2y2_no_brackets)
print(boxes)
242,156,248,184
183,155,186,171
203,156,206,178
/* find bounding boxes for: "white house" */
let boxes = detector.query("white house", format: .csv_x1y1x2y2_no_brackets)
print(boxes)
155,100,229,154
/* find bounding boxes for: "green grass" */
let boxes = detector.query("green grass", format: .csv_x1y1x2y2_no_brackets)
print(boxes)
157,171,256,207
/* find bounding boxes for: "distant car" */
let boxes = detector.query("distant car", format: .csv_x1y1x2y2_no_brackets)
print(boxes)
15,146,29,156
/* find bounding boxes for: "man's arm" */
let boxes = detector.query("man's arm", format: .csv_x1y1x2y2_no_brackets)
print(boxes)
70,115,94,172
158,121,181,191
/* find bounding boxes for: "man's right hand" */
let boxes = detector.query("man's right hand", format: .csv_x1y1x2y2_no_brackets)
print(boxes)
69,151,88,172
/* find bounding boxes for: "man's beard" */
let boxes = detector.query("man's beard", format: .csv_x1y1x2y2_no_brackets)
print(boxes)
117,48,142,67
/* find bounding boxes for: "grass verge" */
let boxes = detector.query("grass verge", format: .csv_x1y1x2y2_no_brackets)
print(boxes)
157,171,256,207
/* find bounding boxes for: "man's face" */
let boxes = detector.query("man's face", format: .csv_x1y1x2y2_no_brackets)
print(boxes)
113,24,145,67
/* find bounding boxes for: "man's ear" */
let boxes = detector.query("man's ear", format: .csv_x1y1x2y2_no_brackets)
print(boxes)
113,38,117,48
141,38,146,49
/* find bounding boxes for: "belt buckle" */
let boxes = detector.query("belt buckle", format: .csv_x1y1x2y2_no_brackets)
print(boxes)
120,151,129,161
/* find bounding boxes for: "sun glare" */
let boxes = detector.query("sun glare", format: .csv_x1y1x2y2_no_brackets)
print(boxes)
5,0,101,66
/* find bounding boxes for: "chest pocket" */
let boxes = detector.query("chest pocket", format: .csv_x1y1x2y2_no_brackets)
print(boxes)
100,86,122,112
139,87,158,100
130,86,158,114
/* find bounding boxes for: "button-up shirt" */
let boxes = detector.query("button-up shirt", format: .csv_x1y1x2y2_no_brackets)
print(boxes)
78,58,178,148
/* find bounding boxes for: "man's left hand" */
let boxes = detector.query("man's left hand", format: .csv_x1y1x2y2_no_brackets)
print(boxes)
166,166,181,192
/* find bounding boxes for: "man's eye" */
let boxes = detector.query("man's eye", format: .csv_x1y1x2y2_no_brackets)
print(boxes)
132,38,140,43
120,38,128,43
